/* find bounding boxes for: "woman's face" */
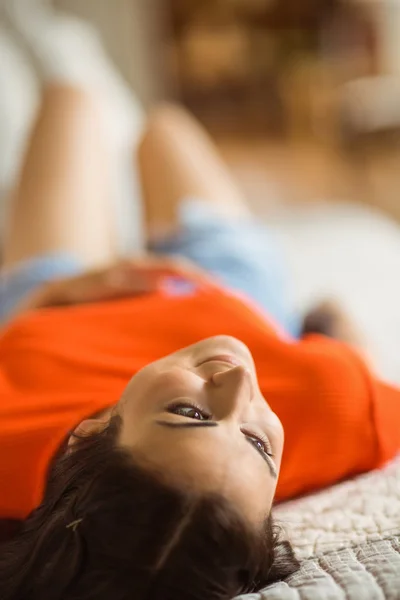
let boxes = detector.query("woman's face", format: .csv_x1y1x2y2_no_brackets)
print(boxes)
115,336,284,522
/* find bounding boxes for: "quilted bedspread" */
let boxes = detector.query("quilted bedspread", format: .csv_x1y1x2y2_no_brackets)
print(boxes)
237,456,400,599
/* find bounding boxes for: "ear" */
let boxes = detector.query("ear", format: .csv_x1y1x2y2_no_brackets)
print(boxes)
68,419,108,447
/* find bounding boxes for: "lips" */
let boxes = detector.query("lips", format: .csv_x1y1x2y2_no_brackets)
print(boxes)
197,354,242,368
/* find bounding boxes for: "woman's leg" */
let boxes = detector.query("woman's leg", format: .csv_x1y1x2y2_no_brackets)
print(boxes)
2,84,116,269
138,104,251,239
137,104,299,337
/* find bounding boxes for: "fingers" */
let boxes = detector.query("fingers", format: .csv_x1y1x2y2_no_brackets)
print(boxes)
120,255,220,290
46,254,218,308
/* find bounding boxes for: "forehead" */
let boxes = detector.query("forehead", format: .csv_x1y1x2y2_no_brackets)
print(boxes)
131,422,266,481
128,424,276,520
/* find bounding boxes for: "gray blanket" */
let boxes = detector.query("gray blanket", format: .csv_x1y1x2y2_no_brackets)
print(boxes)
239,536,400,599
236,456,400,599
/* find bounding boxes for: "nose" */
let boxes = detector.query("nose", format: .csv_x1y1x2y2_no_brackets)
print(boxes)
208,365,253,417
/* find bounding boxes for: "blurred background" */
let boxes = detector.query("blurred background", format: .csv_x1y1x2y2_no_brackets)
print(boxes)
3,0,400,380
2,0,400,217
59,0,400,217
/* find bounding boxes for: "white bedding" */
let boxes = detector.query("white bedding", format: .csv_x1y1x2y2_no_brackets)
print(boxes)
270,201,400,384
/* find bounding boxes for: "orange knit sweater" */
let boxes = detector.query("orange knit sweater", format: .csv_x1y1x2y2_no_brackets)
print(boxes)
1,279,398,519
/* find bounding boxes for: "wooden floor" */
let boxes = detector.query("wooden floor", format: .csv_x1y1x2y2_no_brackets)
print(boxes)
214,135,400,221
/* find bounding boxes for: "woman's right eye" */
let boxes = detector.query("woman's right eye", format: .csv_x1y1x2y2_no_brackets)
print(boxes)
168,405,209,420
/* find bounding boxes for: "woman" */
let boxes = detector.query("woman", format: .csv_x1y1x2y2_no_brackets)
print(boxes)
0,85,399,600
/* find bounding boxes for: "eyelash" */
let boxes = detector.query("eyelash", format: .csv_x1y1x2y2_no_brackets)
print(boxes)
242,429,274,458
167,402,212,420
166,403,274,458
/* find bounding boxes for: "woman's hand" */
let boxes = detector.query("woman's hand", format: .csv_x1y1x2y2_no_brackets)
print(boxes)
9,256,216,319
301,300,362,346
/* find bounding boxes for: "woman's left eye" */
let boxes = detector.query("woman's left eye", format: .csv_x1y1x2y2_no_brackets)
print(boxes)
168,404,210,420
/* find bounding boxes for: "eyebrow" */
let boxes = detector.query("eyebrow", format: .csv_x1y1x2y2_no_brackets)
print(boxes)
155,420,218,429
155,420,277,479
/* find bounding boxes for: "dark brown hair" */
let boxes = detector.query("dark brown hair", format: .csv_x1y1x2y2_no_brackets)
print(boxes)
0,416,299,600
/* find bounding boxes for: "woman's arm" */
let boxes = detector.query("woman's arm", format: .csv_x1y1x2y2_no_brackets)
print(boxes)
2,257,216,325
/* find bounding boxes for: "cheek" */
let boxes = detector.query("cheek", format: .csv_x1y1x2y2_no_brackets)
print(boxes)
122,366,168,409
119,367,200,429
117,366,166,438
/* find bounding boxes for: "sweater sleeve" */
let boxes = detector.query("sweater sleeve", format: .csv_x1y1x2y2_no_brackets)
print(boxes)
0,390,114,520
371,379,400,466
302,334,400,467
273,334,400,501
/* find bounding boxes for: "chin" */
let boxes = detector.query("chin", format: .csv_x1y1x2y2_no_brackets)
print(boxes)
197,336,254,368
210,335,252,356
205,335,249,350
